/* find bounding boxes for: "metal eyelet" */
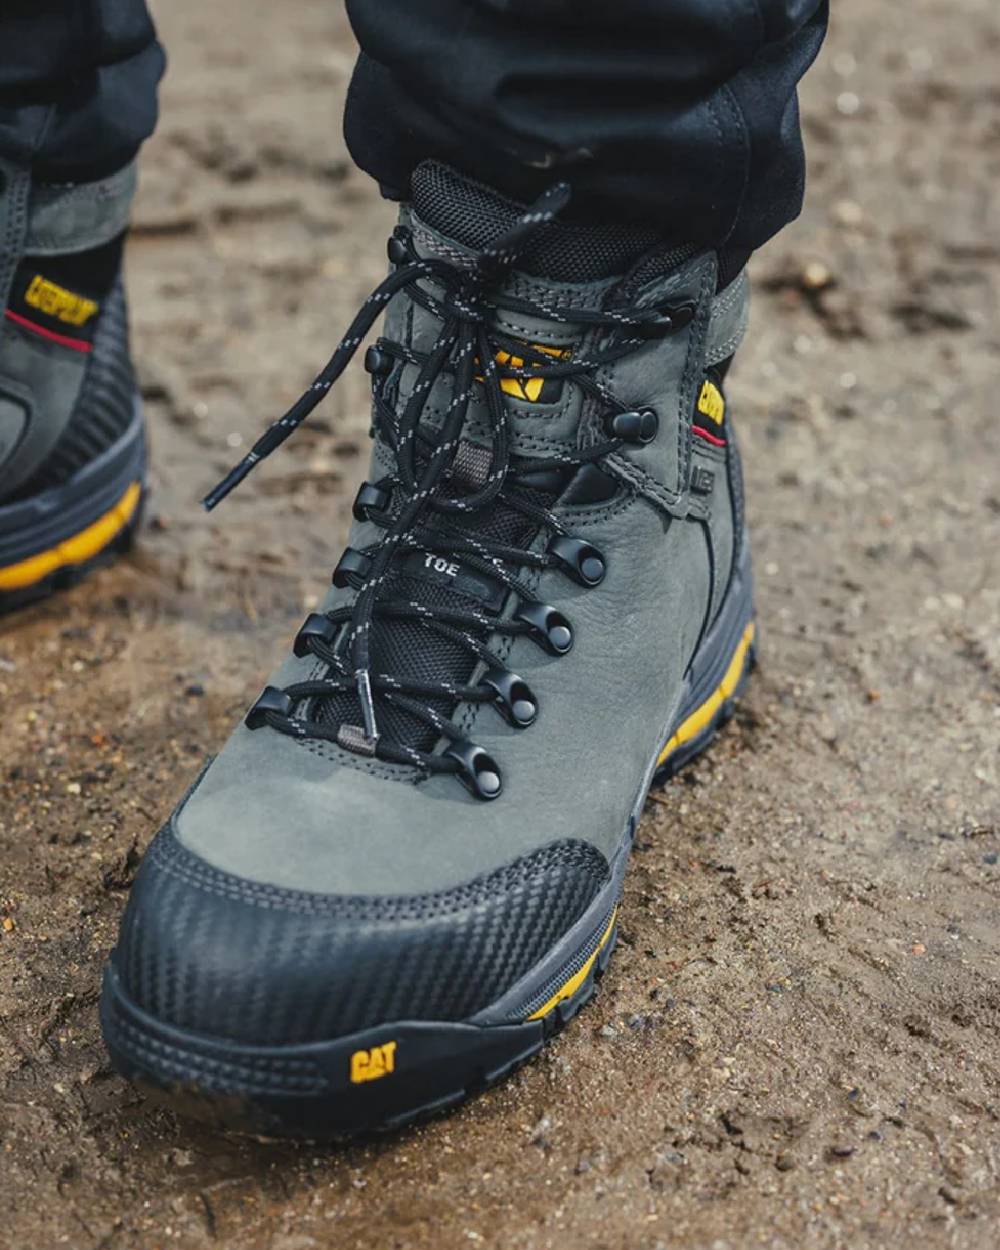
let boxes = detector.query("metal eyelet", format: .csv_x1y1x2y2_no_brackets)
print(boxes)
246,686,293,729
636,301,696,338
611,408,659,445
332,548,373,588
547,535,606,587
293,612,338,657
443,739,503,800
352,480,391,521
387,234,409,265
514,601,573,655
481,667,538,727
364,346,393,376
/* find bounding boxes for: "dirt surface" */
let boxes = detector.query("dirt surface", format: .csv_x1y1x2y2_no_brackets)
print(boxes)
2,2,999,1247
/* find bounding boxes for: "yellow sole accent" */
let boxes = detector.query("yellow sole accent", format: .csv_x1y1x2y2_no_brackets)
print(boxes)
0,479,141,592
527,906,618,1021
656,620,755,767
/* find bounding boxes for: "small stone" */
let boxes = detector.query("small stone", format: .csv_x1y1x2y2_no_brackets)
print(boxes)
2,916,14,933
802,261,832,290
912,942,926,955
817,717,838,744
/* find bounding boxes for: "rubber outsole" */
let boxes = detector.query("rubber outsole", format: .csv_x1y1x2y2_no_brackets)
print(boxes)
0,397,146,615
0,482,144,615
100,586,757,1143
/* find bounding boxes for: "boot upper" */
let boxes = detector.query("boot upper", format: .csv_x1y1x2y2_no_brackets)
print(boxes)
113,166,751,1043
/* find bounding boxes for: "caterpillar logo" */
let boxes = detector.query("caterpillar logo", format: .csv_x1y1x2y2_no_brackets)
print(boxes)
350,1040,398,1084
24,275,99,327
696,379,725,426
490,343,569,404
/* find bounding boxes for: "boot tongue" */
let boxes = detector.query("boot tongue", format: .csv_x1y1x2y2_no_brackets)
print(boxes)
410,161,662,282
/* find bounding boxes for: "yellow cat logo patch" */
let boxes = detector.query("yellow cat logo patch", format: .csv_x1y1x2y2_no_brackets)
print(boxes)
350,1041,398,1084
696,380,725,425
24,275,99,327
494,343,569,403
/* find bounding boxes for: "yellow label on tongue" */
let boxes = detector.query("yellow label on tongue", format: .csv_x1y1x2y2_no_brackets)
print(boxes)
493,343,569,403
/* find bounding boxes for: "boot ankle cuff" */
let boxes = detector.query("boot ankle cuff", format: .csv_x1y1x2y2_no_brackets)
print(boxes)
24,160,137,257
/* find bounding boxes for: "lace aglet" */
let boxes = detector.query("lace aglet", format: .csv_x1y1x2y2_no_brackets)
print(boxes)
202,452,261,511
355,668,379,745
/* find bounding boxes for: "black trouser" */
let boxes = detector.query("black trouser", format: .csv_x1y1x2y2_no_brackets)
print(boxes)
0,0,826,251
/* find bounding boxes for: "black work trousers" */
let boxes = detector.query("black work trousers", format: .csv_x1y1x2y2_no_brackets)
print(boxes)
0,0,826,251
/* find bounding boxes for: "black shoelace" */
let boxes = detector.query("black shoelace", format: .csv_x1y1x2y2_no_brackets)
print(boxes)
204,184,694,798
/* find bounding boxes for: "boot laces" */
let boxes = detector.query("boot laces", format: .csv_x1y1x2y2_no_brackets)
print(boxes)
204,184,694,796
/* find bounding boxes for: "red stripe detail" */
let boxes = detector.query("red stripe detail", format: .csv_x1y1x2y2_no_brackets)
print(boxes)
693,426,726,447
4,308,92,353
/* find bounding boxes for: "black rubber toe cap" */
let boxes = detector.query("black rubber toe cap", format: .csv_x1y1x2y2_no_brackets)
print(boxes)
111,824,610,1046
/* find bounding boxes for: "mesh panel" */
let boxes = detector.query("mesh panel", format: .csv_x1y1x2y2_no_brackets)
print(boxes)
317,480,555,751
411,161,664,281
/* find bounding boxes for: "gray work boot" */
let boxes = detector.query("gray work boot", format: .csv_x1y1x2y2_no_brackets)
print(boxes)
0,160,144,613
101,163,755,1139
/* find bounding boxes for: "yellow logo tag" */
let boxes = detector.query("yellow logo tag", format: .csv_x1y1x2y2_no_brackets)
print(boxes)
696,380,725,425
491,343,569,403
350,1041,398,1084
24,275,99,327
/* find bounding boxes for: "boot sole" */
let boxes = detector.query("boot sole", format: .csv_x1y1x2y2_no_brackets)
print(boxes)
100,545,756,1141
0,398,145,615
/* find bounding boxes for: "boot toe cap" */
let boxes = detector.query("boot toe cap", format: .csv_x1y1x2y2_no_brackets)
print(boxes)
110,820,609,1046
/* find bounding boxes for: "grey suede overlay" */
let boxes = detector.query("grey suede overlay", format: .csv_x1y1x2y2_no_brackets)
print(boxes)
0,327,88,494
177,500,711,896
705,269,751,366
175,215,750,898
24,161,137,256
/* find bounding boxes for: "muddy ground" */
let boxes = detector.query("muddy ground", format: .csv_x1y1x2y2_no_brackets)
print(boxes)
2,1,999,1247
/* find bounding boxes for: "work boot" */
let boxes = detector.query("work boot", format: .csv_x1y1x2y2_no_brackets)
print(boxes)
0,160,144,613
101,163,756,1139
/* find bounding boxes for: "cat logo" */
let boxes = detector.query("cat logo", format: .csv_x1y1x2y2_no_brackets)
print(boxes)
696,379,725,425
349,1040,398,1084
24,274,99,327
487,342,570,403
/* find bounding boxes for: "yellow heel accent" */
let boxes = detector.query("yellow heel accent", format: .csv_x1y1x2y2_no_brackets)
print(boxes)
0,479,141,592
657,620,755,767
527,906,618,1021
